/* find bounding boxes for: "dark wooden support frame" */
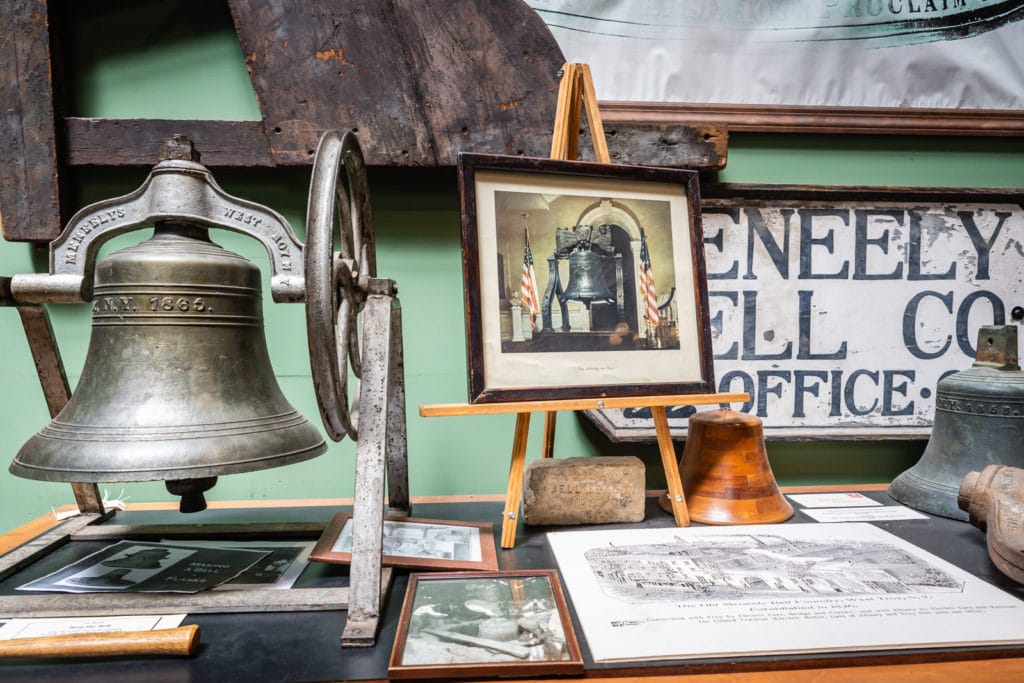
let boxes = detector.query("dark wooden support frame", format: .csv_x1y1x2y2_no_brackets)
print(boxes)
0,1,728,244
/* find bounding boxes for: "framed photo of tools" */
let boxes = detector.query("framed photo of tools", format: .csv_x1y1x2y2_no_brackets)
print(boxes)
388,569,583,679
458,153,714,403
310,514,498,571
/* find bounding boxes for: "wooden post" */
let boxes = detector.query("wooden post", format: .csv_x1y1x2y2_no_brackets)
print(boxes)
541,412,557,459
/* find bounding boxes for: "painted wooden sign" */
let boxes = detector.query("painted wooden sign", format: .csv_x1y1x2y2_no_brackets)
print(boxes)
587,185,1024,440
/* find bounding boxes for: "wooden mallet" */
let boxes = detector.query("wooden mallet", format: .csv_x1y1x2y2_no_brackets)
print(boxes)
0,624,200,658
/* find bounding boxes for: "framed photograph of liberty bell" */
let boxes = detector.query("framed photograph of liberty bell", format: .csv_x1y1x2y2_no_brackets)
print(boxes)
458,154,714,403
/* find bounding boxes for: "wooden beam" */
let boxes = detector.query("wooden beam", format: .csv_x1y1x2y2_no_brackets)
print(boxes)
63,118,275,167
62,117,728,170
0,0,62,242
228,0,566,167
601,100,1024,137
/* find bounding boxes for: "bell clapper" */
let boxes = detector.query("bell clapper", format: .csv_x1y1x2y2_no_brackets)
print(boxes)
165,477,218,513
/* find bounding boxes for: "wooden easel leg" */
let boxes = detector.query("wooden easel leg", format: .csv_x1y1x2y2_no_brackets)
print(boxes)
549,63,578,160
541,411,556,459
577,64,611,163
549,63,610,164
500,412,532,549
652,406,690,527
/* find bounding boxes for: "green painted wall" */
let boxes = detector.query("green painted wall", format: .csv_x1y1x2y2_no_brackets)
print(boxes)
1,3,1021,532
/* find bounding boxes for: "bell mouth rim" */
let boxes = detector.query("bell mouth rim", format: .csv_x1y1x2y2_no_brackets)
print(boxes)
9,436,327,483
888,469,969,521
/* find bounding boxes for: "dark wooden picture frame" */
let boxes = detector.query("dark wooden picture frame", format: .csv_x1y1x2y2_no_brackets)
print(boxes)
458,153,714,404
309,514,498,571
388,569,583,680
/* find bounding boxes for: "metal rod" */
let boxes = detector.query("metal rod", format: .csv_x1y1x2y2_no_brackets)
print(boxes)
342,286,392,647
385,293,410,517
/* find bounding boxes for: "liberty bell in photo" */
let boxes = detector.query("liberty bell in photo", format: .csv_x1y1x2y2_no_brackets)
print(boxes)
889,316,1024,520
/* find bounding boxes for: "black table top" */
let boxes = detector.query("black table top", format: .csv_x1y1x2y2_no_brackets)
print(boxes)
0,492,1021,682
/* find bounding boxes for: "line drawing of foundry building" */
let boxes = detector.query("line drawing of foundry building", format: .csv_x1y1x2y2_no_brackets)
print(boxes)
583,534,964,603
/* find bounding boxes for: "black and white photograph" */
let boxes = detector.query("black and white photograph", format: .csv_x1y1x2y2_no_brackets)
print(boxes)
16,541,270,594
170,540,313,590
389,570,582,680
310,514,498,571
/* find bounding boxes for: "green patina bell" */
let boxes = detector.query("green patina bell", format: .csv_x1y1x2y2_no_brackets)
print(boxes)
889,323,1024,520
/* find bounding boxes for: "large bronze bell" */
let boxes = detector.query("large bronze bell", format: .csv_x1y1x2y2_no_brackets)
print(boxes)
889,324,1024,520
9,139,326,512
562,250,614,304
10,224,325,511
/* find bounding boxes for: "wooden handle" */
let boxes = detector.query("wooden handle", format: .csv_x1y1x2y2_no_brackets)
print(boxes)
0,624,200,659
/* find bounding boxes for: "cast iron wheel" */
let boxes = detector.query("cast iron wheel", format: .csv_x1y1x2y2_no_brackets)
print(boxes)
305,130,376,441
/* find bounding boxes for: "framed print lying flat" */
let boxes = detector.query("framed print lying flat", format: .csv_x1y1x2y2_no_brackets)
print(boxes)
309,514,498,571
458,153,714,403
548,523,1024,663
388,569,583,680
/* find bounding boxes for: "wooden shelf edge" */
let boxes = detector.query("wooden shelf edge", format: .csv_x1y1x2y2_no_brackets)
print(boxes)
600,100,1024,137
420,392,749,417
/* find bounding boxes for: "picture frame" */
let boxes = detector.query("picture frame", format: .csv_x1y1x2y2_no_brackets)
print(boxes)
309,514,498,571
582,183,1024,441
458,153,714,404
388,569,584,680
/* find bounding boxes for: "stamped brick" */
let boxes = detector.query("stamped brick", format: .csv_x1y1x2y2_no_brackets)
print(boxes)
522,456,645,526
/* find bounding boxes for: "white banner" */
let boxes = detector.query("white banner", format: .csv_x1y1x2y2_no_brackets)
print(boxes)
528,0,1024,110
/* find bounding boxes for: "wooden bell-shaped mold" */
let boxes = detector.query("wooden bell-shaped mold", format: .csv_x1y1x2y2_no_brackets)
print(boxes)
660,409,793,524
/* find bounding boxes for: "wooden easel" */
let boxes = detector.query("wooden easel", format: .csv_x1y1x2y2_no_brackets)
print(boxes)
549,63,610,165
421,63,747,548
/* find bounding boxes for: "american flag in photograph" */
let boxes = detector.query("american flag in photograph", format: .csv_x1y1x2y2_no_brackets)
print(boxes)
520,228,541,325
639,227,659,327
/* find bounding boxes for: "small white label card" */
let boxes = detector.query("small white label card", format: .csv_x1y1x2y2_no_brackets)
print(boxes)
0,614,186,640
802,506,929,523
788,492,883,508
